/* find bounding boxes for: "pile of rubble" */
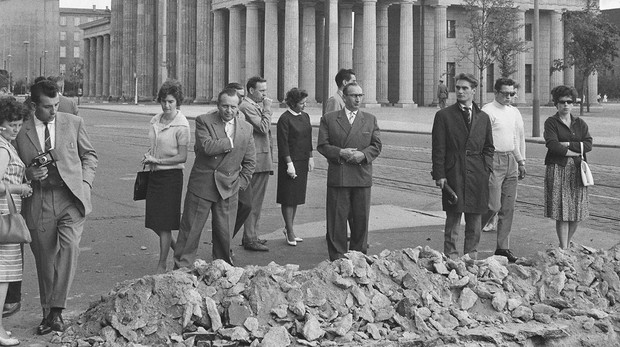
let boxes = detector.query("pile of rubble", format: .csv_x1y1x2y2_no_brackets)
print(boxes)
58,244,620,346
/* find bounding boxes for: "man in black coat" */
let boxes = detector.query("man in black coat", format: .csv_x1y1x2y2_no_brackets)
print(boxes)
431,73,494,260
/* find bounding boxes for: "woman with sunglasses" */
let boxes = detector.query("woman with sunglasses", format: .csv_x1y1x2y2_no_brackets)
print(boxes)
543,85,592,249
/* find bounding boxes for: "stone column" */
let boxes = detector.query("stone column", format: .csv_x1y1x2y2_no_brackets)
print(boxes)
284,0,300,94
89,37,96,99
245,2,261,78
516,9,526,104
96,35,104,97
376,3,389,104
397,0,415,107
338,4,353,69
177,0,197,102
122,0,137,100
110,0,123,98
195,0,213,103
83,38,90,97
316,11,325,102
301,0,316,102
433,5,447,105
264,0,279,100
229,5,243,84
137,0,156,100
361,0,378,106
212,9,226,102
353,10,363,79
103,34,110,97
563,15,574,86
549,10,563,102
156,0,167,87
167,0,177,79
326,0,339,97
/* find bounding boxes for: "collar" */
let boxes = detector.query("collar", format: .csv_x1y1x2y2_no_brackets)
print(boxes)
345,107,358,116
458,103,472,112
491,100,510,109
34,116,55,126
287,108,302,116
244,96,261,107
151,110,186,127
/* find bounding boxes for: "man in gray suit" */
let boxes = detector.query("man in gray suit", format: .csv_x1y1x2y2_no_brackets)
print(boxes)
318,82,382,261
48,76,79,116
15,80,97,334
324,68,356,114
174,88,256,268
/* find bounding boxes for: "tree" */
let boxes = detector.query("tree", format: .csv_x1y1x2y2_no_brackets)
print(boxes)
458,0,529,103
553,0,620,115
65,58,84,97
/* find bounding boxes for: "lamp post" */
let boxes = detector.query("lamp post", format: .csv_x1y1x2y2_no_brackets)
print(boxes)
43,50,48,76
40,50,48,76
23,41,30,93
7,55,11,93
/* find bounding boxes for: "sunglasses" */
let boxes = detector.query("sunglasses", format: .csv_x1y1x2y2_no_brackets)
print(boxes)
499,91,517,97
557,100,574,104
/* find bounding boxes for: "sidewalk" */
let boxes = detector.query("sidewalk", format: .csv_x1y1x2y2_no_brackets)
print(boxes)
80,101,620,148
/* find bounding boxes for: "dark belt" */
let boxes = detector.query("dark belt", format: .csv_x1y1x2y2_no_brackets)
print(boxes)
465,150,482,156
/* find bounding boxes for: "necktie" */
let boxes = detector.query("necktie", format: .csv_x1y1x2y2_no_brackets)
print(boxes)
44,122,52,151
348,111,355,124
465,107,471,124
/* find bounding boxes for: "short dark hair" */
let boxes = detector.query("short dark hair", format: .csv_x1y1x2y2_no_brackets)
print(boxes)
33,76,47,85
218,88,242,105
550,85,578,106
335,69,355,88
246,76,266,93
494,77,516,92
342,82,362,96
455,73,478,88
285,88,309,109
225,82,244,91
30,80,58,104
157,79,184,107
0,98,29,124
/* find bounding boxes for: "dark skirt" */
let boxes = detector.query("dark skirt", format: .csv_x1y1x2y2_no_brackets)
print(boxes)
276,159,309,206
145,169,183,231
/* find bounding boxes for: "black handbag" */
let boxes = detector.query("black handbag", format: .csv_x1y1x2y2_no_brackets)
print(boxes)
0,190,32,244
133,167,150,201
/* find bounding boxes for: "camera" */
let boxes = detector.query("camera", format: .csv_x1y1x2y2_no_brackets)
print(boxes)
30,149,56,168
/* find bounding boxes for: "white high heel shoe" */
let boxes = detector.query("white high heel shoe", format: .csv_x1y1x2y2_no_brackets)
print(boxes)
283,229,297,246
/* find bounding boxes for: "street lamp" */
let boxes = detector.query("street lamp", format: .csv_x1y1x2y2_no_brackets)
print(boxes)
7,55,12,93
23,41,30,93
39,50,48,76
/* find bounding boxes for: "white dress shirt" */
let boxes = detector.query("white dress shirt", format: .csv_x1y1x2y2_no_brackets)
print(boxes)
34,116,56,151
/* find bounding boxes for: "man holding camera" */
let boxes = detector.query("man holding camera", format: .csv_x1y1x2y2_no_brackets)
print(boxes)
15,80,97,335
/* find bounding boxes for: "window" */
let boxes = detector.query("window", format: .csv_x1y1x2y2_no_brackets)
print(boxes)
525,64,532,93
74,47,80,58
60,46,66,58
447,20,456,38
60,31,66,41
60,16,66,26
74,17,80,26
74,32,80,41
88,17,94,22
525,23,532,41
447,62,456,92
486,64,495,93
59,64,66,74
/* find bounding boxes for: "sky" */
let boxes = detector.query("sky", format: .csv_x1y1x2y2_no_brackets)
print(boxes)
600,0,620,9
60,0,111,9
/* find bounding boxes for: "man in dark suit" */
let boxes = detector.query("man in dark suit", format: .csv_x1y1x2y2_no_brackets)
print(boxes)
174,88,256,268
317,82,382,261
431,73,494,260
15,80,97,334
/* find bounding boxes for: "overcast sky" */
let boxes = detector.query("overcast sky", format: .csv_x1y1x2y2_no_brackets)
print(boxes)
59,0,618,10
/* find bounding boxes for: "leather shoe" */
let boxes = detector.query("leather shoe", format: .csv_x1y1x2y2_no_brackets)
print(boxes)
243,241,269,252
495,249,518,263
2,302,20,318
47,311,65,332
258,238,268,245
37,318,52,335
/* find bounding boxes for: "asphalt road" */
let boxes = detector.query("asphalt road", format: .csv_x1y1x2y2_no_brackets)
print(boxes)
8,108,620,345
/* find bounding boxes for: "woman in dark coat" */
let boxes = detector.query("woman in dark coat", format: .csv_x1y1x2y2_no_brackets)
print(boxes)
544,85,592,249
276,88,314,246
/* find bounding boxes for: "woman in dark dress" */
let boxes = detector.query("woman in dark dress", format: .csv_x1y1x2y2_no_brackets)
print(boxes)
277,88,314,246
543,85,592,249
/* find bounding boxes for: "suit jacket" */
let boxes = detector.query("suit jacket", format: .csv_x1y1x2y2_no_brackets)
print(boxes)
239,97,272,173
324,91,346,114
58,95,79,115
317,109,382,187
15,112,98,228
186,110,256,202
431,102,494,213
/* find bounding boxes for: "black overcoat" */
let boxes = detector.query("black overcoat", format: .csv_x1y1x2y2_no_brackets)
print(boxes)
431,102,494,213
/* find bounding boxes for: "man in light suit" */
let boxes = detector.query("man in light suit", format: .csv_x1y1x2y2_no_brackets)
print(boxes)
324,68,356,114
317,83,382,261
174,88,256,268
48,76,79,116
15,80,97,335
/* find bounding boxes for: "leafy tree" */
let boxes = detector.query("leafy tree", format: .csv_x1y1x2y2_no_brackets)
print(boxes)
65,58,84,97
552,0,620,114
458,0,528,103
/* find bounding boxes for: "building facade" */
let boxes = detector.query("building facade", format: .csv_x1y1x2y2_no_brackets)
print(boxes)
82,0,598,106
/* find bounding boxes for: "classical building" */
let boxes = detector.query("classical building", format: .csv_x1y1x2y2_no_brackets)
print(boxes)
83,0,597,106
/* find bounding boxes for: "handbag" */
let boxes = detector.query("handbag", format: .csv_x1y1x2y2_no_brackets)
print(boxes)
580,142,594,187
0,190,32,244
133,166,150,201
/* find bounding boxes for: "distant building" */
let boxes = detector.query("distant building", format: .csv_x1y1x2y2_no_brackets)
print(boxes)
599,8,620,97
83,0,598,106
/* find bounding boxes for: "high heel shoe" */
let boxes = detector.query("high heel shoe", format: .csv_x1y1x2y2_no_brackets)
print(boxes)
0,335,19,346
283,229,297,246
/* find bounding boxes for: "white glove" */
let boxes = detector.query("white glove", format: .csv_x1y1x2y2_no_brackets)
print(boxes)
286,162,297,178
308,157,315,172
